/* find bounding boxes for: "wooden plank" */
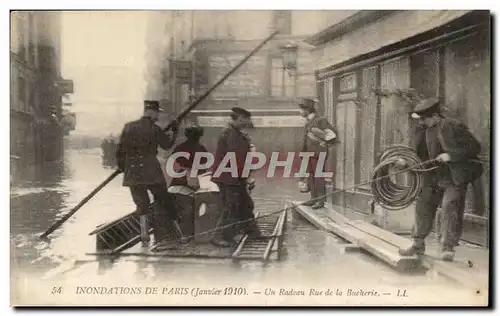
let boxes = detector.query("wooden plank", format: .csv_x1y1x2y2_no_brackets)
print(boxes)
89,211,139,235
292,202,333,233
333,223,415,267
321,205,419,267
348,219,414,250
262,213,284,261
292,201,420,270
231,235,249,258
110,228,153,254
422,256,488,290
273,209,288,255
232,212,260,259
332,221,419,269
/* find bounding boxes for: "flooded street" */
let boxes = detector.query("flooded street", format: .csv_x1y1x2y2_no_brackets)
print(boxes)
10,147,474,305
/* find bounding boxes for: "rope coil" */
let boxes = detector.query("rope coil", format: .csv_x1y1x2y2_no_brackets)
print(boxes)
370,145,437,211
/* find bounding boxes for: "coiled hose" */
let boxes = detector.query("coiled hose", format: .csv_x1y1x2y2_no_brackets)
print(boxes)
370,145,437,211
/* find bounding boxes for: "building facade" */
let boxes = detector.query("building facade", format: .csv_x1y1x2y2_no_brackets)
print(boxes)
307,10,491,247
10,11,74,184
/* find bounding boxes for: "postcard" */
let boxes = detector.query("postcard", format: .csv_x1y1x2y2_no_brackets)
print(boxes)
9,9,490,306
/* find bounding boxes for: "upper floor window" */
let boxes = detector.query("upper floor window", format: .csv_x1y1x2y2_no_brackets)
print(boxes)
273,11,291,35
270,57,296,97
11,13,27,57
28,13,36,67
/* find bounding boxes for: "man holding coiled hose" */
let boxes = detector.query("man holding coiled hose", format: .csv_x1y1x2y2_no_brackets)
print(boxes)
395,97,483,261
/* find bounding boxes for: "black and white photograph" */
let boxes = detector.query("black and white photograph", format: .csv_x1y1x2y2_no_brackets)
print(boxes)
8,8,491,306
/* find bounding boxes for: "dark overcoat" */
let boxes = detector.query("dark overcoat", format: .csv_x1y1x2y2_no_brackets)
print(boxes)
302,115,337,156
116,116,174,186
411,116,483,186
212,124,251,185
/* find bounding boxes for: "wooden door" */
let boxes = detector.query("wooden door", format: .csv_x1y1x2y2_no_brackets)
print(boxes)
358,66,378,190
380,57,411,186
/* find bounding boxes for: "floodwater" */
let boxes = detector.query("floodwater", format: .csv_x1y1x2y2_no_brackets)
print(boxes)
10,148,479,306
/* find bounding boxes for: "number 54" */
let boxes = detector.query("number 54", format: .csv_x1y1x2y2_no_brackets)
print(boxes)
51,287,62,294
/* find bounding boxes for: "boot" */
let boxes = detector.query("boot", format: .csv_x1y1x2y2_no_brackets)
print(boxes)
398,239,425,256
440,246,455,262
244,221,263,239
302,200,316,206
311,202,325,209
140,215,151,246
211,237,235,248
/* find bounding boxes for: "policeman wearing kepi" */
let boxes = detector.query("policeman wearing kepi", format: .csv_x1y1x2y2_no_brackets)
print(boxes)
396,97,483,261
211,107,261,247
116,100,180,245
298,97,337,209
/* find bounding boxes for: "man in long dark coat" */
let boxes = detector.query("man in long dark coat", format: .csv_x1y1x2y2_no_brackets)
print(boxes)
211,107,261,247
397,97,483,261
170,125,209,189
116,100,179,245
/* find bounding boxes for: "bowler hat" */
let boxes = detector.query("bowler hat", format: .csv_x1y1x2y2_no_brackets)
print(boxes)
298,97,317,112
412,97,439,117
144,100,163,112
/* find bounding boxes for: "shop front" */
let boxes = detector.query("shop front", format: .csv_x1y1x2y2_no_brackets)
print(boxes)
310,10,491,247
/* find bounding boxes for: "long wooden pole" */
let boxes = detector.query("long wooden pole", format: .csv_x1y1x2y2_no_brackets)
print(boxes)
40,170,121,239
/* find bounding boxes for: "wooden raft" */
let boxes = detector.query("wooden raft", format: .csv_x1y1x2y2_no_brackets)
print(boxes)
292,201,421,271
88,208,154,254
87,210,288,263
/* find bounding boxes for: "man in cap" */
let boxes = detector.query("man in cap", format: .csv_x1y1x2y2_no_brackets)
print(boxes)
298,97,337,209
396,97,483,261
211,107,261,247
116,100,180,245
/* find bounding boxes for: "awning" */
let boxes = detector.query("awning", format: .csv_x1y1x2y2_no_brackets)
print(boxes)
314,10,474,71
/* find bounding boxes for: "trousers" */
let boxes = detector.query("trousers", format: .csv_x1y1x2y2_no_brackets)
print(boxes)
129,184,175,216
217,182,256,241
308,156,327,204
411,180,467,250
